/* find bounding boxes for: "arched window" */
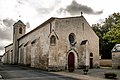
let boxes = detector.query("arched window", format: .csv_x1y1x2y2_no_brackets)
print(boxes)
19,27,22,34
50,35,56,45
69,33,75,44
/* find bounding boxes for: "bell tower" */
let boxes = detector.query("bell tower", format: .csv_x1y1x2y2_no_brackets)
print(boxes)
13,20,26,64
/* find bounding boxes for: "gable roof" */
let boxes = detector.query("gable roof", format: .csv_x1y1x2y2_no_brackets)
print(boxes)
18,15,90,40
13,20,26,27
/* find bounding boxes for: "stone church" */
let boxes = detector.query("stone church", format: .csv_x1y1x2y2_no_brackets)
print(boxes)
2,15,99,71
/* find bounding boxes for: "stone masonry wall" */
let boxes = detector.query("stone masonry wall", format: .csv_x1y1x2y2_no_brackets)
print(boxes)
112,52,120,69
18,20,55,70
4,44,13,64
83,18,99,68
49,16,100,70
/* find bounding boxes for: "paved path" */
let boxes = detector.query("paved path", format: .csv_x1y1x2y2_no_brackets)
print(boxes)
0,63,120,80
0,63,78,80
51,67,120,80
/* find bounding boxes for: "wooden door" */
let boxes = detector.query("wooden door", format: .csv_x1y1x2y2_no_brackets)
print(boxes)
68,52,75,72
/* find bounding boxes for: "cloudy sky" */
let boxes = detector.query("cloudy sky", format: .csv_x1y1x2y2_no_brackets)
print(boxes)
0,0,120,55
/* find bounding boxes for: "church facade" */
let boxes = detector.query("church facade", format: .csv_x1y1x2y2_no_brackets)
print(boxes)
2,16,99,71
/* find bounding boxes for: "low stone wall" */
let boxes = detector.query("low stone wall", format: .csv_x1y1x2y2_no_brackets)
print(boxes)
112,52,120,69
100,59,112,67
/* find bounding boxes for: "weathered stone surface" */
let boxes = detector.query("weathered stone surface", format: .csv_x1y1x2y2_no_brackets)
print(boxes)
112,52,120,69
112,44,120,69
3,44,13,64
3,16,99,70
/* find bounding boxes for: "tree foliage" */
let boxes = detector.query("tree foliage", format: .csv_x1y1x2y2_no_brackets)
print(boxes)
103,20,120,43
92,12,120,59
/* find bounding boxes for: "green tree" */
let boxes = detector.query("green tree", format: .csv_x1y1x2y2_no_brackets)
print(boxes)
92,12,120,59
103,20,120,43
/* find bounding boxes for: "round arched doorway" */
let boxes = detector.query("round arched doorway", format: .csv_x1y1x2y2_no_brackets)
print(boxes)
68,52,75,72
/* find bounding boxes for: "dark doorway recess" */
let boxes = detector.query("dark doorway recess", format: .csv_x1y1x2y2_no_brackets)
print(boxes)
68,52,75,72
90,53,93,68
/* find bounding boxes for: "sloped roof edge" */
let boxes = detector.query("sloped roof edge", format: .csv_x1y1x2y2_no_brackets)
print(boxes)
18,16,84,40
18,17,55,40
4,43,13,48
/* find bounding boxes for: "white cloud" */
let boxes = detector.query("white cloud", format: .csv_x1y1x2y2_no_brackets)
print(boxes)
58,0,103,15
0,0,120,55
0,0,18,19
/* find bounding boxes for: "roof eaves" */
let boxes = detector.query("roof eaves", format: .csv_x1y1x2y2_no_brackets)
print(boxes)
4,43,13,48
18,17,56,40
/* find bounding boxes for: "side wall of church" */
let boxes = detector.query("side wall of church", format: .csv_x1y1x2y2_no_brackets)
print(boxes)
83,19,99,68
4,44,13,64
18,20,55,70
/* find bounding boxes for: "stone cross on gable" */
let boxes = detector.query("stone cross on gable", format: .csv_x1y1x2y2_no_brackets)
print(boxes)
81,12,83,16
